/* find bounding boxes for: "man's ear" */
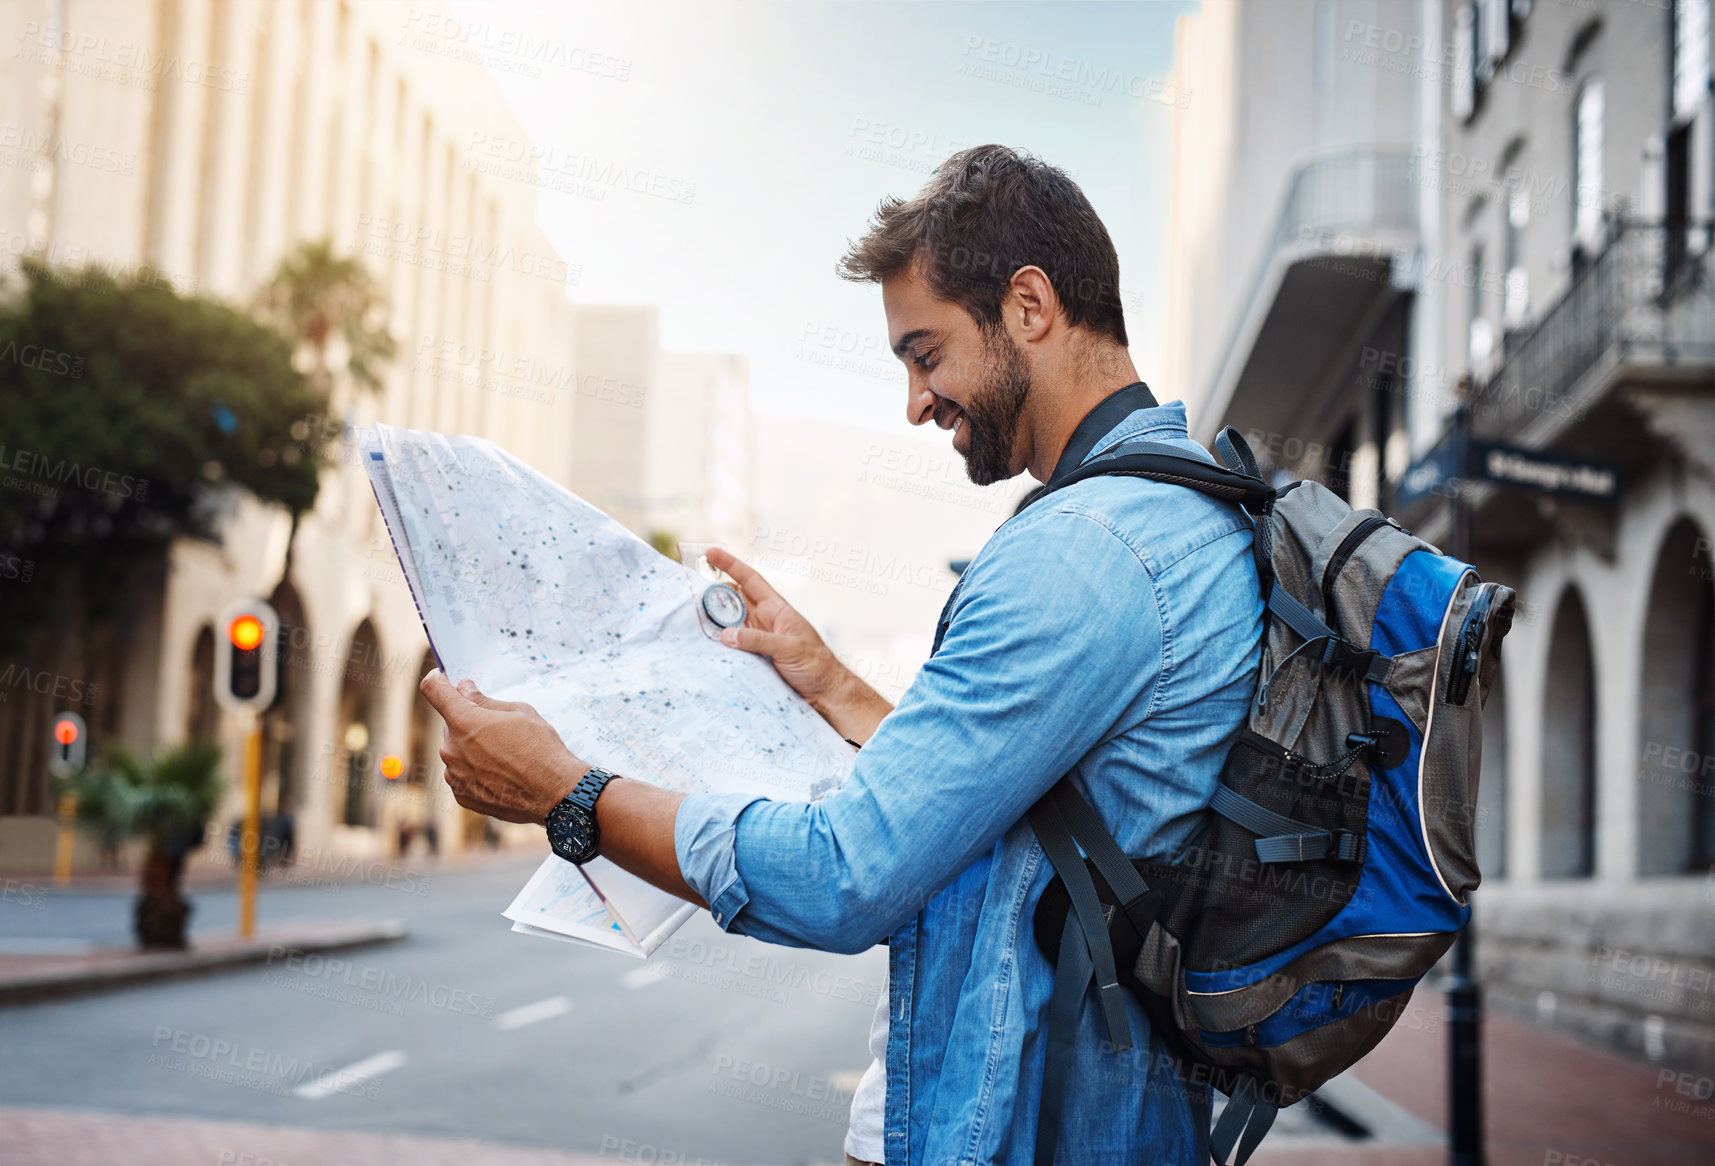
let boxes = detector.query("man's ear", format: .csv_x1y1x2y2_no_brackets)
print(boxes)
1006,266,1057,344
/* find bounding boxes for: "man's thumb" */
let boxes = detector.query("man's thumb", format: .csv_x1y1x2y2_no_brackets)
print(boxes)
456,678,511,710
720,625,786,657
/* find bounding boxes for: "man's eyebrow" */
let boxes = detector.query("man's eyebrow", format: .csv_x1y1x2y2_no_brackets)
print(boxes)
891,328,935,358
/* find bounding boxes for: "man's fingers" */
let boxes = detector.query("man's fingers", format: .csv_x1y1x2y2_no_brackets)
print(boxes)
705,548,784,611
420,670,470,724
719,623,791,658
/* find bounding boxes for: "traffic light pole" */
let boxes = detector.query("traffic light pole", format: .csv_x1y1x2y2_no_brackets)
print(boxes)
237,722,263,939
53,791,76,886
49,711,88,887
1446,401,1485,1166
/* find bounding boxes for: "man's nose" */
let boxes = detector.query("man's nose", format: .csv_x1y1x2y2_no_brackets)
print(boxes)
905,373,936,428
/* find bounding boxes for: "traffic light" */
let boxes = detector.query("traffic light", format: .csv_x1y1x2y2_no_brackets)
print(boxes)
214,598,279,713
48,711,86,776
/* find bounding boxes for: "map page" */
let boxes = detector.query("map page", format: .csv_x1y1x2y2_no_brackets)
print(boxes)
361,424,854,956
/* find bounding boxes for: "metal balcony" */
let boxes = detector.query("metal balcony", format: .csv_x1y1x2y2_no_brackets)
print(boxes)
1195,148,1420,446
1470,221,1715,445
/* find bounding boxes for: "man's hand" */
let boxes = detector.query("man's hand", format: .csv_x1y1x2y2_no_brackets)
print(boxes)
419,671,584,823
704,548,893,743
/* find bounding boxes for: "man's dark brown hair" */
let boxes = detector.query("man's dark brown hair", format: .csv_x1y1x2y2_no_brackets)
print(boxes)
837,144,1128,347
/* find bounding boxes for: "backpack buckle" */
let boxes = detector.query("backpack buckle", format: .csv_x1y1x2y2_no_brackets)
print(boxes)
1321,639,1379,679
1330,831,1366,863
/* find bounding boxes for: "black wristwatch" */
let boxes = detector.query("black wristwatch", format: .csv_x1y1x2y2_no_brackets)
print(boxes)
545,767,621,865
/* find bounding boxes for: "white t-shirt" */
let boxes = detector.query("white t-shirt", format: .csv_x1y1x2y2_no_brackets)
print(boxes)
844,962,889,1163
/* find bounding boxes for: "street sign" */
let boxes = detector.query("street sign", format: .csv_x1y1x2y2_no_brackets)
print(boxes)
1395,429,1465,512
48,710,86,776
215,598,280,713
1396,432,1620,512
1469,440,1618,502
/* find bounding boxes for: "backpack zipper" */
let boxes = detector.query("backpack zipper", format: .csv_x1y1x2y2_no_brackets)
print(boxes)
1445,584,1495,705
1321,516,1389,623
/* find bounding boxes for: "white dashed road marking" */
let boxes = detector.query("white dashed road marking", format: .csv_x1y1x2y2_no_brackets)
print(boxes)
494,995,572,1030
621,963,670,990
293,1050,407,1100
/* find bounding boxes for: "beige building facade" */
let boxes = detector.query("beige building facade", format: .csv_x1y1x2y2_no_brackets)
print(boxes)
0,0,620,870
1167,0,1714,1071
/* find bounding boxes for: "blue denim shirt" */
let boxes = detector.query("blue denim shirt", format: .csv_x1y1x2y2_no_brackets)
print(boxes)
675,400,1263,1165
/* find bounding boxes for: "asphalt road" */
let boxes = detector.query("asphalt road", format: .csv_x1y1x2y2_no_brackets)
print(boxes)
2,851,1358,1162
1,852,885,1165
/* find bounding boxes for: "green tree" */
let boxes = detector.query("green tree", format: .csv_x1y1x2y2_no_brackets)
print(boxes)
0,260,326,652
61,742,224,948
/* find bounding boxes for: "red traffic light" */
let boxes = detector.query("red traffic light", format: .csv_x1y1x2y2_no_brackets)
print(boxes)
54,718,80,746
228,614,266,651
380,754,404,780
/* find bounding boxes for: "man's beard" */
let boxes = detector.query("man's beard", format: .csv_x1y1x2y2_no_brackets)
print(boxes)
955,328,1032,486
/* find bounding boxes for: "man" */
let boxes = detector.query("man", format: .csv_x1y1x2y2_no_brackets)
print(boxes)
421,145,1262,1164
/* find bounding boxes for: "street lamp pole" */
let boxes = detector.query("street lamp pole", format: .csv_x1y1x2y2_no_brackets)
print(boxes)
1446,394,1485,1166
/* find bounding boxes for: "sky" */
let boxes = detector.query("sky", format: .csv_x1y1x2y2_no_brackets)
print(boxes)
449,0,1198,433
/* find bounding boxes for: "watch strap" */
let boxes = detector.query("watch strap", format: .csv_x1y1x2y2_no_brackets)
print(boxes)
567,766,618,814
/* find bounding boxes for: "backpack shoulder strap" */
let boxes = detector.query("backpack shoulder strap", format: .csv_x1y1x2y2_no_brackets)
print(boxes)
1027,440,1275,514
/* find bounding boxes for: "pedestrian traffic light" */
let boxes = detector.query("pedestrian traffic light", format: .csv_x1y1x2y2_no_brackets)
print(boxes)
214,598,279,713
48,711,86,776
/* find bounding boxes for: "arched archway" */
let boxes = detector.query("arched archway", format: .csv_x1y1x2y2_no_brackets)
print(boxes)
407,647,438,788
186,626,217,743
337,619,384,829
1541,587,1597,878
264,581,311,819
1637,519,1715,875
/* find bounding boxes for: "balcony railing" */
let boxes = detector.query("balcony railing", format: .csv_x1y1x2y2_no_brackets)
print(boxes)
1470,221,1715,441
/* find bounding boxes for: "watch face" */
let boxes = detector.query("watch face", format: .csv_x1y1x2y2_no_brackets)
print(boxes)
547,806,595,864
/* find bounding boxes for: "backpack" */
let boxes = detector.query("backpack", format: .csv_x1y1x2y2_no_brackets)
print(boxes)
1023,425,1515,1166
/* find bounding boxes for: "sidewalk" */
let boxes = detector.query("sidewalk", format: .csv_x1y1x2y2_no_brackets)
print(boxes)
1256,988,1715,1165
0,1108,629,1166
0,917,407,1005
9,836,546,894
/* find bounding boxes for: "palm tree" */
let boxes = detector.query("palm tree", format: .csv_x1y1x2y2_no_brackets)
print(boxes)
257,238,395,395
256,239,397,592
64,743,224,949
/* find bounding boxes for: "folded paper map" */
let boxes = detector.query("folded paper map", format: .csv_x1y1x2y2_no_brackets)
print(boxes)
360,425,853,956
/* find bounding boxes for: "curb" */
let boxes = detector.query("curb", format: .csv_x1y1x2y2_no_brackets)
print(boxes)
0,919,408,1006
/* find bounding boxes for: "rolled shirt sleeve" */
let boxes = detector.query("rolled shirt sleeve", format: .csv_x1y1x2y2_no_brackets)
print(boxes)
673,501,1167,954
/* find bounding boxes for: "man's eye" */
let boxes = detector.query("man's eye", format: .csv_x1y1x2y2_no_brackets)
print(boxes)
912,352,937,371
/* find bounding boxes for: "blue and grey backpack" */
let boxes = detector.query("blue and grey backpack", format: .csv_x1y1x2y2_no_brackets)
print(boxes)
1024,425,1514,1165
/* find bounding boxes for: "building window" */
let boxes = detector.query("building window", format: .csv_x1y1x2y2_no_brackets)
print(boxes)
1503,188,1530,331
1542,588,1598,878
1454,4,1477,121
1674,0,1712,125
1313,0,1334,94
1668,0,1712,276
1573,79,1606,255
1475,0,1509,84
1467,243,1494,367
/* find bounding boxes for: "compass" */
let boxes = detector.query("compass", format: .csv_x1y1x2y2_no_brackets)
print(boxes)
701,582,747,629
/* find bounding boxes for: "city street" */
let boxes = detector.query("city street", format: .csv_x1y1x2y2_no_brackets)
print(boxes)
1,852,887,1163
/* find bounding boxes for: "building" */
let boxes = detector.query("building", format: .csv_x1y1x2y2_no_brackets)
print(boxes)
1168,0,1714,1071
0,0,753,873
564,304,754,554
